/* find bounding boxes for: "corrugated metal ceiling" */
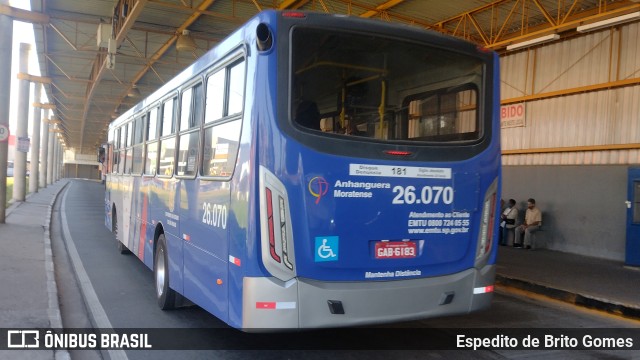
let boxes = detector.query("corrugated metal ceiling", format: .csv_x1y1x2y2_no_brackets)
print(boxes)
19,0,640,153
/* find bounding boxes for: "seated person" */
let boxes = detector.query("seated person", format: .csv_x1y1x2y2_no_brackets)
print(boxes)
514,198,542,249
344,121,366,136
500,199,518,246
295,100,321,131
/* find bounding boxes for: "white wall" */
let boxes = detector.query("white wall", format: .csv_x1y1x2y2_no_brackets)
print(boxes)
500,22,640,166
498,22,640,261
502,165,630,261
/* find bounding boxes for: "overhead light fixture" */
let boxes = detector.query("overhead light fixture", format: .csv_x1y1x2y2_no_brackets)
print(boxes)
506,34,560,51
176,30,197,52
127,84,140,97
577,11,640,33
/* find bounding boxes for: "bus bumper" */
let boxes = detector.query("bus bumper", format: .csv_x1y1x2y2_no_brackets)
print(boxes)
241,264,495,329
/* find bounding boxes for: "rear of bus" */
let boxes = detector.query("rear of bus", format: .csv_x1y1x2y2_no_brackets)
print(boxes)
243,11,500,329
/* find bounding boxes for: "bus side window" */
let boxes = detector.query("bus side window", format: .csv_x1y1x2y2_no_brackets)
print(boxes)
205,70,224,123
177,83,203,177
227,60,245,116
145,106,159,176
159,97,177,177
201,58,244,178
202,120,241,178
119,125,127,174
112,128,120,173
132,115,145,175
179,87,193,132
125,121,134,175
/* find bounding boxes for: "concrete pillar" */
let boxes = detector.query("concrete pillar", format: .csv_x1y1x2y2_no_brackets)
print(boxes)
47,127,54,185
29,84,41,193
13,43,30,202
39,110,49,188
52,138,58,182
55,139,61,181
57,139,64,180
59,142,64,180
60,143,65,179
0,0,13,223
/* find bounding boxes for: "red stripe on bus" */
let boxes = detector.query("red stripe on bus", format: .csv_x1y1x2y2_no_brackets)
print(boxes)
256,302,276,309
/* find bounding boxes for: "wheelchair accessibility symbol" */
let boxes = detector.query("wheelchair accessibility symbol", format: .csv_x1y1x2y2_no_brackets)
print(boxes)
315,236,339,262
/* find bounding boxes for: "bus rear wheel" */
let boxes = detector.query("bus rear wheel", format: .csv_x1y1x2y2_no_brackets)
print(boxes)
113,209,129,254
155,234,176,310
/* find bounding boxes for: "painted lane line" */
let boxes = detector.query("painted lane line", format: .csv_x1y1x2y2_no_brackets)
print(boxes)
60,181,128,360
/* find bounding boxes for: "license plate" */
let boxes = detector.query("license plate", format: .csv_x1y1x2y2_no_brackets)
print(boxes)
374,241,417,259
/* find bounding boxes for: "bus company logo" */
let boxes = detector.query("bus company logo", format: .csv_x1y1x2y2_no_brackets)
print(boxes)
308,176,329,204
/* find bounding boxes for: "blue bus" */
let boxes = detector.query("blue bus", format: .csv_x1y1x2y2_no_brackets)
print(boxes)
105,10,501,329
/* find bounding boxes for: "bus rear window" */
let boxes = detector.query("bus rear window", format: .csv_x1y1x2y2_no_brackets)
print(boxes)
406,87,478,141
291,28,483,143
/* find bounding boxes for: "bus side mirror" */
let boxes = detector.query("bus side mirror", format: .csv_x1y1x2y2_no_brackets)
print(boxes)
98,147,106,163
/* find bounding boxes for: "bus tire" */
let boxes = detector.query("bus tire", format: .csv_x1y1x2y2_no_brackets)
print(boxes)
113,209,130,254
155,234,176,310
117,240,129,254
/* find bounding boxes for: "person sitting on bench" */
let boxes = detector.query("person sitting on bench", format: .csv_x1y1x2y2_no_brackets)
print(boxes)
514,198,541,249
500,198,518,246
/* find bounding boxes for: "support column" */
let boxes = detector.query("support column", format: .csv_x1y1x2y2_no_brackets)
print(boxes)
57,141,61,181
60,143,65,179
55,139,61,181
59,142,64,180
0,0,13,223
52,138,58,182
13,43,30,202
29,84,41,193
39,110,49,188
46,126,54,185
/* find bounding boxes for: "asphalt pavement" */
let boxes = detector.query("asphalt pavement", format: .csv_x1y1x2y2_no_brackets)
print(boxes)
1,178,639,359
0,179,69,360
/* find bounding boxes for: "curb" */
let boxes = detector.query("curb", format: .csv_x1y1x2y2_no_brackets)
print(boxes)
496,274,640,321
41,181,71,360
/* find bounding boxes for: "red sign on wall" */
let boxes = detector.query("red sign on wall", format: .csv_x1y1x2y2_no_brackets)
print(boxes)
500,103,526,128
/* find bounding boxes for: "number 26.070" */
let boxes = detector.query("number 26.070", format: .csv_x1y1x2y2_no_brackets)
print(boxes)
202,202,227,229
392,186,453,205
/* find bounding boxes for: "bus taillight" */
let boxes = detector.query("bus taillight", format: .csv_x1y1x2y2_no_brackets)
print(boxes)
259,166,297,281
265,188,281,263
279,196,294,270
282,11,306,18
485,193,497,254
476,178,498,263
384,150,412,156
